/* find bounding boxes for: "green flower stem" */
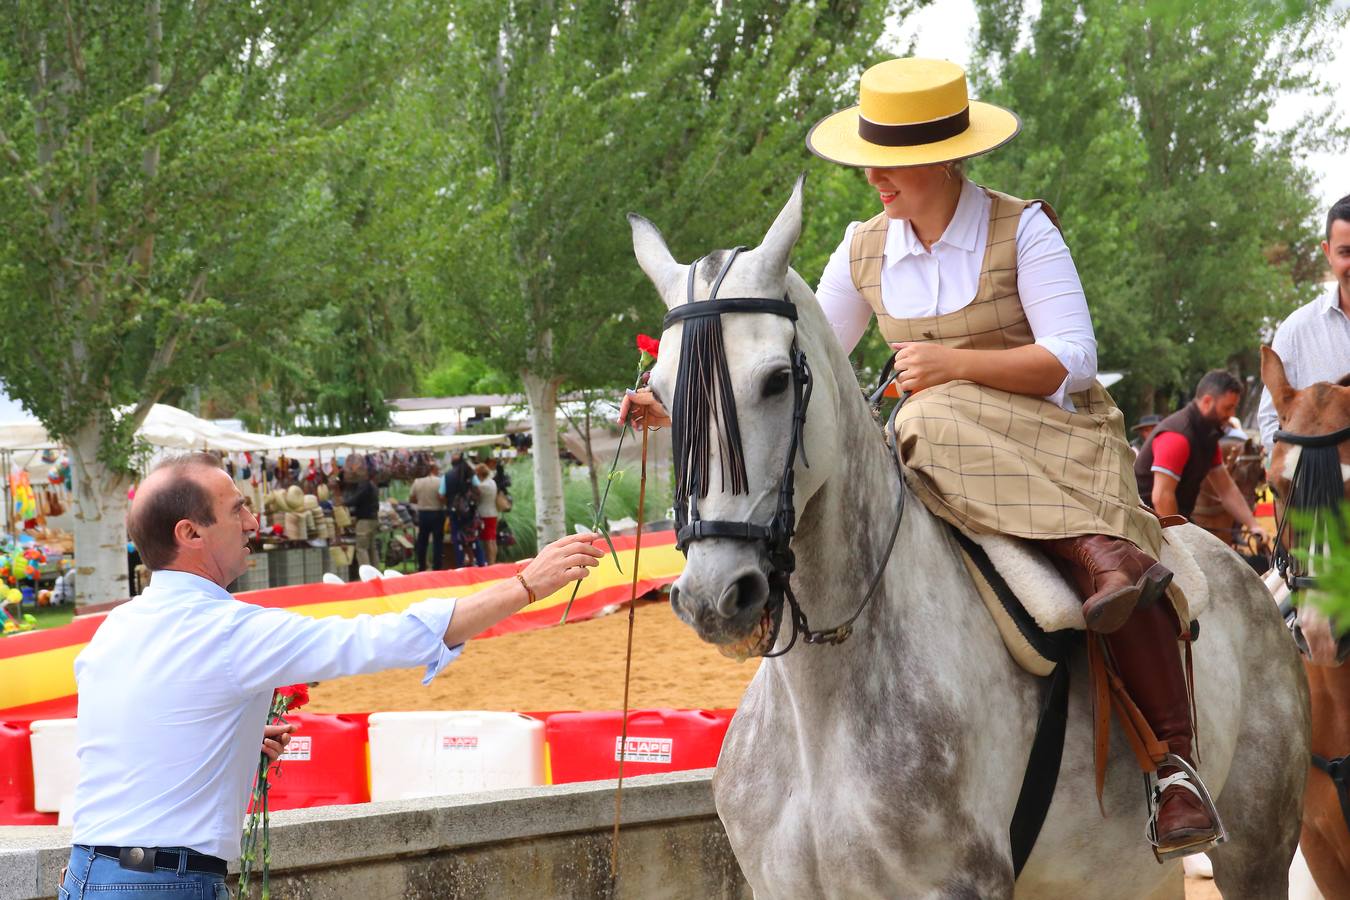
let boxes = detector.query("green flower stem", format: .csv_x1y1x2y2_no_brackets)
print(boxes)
560,421,632,624
239,695,292,899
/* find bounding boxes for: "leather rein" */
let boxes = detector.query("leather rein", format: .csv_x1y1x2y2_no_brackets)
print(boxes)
661,247,907,657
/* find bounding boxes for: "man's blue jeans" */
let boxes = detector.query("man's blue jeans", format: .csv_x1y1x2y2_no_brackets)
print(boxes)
60,845,229,899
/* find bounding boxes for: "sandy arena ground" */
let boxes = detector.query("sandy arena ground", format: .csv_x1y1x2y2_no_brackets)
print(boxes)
307,598,1224,898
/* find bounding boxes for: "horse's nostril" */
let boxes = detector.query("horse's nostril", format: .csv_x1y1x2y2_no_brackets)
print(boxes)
716,571,768,618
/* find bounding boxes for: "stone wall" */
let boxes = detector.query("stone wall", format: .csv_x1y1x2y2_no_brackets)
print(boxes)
0,770,750,900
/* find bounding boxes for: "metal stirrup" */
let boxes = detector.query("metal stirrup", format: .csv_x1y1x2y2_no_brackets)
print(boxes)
1142,753,1228,862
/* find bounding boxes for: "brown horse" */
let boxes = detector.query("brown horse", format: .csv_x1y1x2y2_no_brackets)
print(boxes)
1191,434,1267,562
1262,345,1350,899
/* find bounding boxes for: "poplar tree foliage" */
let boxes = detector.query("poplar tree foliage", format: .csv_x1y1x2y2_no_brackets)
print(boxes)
0,1,439,605
967,0,1345,418
415,0,914,543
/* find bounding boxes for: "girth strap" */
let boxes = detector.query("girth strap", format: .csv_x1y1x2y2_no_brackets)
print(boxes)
1312,754,1350,836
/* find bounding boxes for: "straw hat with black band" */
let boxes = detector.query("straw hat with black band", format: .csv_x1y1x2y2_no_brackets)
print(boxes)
806,58,1020,168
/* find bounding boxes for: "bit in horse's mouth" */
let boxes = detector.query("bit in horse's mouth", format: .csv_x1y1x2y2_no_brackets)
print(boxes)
716,604,779,662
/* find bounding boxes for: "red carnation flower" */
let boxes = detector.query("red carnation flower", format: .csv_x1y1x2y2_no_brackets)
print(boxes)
275,683,309,711
636,334,660,360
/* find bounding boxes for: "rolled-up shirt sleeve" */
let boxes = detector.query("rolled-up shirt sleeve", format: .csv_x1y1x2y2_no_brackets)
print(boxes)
815,222,874,355
1015,205,1098,408
225,596,463,695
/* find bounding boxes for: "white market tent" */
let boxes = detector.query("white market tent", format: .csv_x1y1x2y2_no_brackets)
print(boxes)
0,404,509,460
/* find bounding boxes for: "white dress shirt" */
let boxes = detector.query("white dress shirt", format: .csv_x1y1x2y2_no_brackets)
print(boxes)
71,569,462,860
815,178,1098,410
1258,282,1350,451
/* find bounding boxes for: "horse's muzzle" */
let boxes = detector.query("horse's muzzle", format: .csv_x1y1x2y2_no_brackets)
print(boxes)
669,563,771,651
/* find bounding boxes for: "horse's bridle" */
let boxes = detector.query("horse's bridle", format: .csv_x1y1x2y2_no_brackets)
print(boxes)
661,247,906,657
1271,422,1350,593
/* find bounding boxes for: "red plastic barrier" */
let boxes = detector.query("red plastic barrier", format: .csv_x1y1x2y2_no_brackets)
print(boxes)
262,712,371,811
0,721,57,825
545,708,733,783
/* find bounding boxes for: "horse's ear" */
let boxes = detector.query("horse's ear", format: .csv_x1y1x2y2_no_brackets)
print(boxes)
752,174,804,276
629,213,684,309
1261,345,1297,416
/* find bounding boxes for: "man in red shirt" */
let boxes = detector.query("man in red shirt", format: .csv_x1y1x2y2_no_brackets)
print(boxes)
1134,371,1268,543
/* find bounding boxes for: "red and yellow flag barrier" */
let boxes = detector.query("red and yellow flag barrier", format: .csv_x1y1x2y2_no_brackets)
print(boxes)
0,531,682,721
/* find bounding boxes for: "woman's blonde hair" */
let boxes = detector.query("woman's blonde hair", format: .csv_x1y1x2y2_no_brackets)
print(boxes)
475,463,491,480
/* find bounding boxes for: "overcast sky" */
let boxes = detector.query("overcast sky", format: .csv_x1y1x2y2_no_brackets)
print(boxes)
894,0,1349,209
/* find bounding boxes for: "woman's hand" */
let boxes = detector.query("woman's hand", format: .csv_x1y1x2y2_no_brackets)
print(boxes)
519,532,605,599
617,387,672,429
891,342,964,394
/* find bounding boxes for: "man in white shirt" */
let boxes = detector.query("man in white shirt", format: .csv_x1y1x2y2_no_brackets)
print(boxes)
1257,194,1350,456
61,452,601,898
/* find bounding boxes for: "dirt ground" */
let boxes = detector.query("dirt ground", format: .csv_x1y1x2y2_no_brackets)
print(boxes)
305,598,760,713
306,599,1224,898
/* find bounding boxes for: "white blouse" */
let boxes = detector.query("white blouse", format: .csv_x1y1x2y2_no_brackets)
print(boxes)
815,178,1098,410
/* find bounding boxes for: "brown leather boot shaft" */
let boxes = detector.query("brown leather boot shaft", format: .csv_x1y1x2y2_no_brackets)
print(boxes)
1105,601,1218,846
1104,601,1193,761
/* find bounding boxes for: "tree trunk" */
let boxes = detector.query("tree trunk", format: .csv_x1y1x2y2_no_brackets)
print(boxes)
521,368,566,546
68,422,132,611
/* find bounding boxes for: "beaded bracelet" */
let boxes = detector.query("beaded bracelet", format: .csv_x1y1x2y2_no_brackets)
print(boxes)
514,573,536,604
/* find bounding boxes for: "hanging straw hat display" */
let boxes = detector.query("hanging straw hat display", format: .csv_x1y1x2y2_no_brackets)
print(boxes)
806,58,1020,169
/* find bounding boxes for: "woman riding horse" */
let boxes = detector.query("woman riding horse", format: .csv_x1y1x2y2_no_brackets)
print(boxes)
625,57,1220,858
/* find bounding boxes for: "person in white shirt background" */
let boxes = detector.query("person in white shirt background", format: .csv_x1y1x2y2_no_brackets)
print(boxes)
61,451,602,898
1257,193,1350,460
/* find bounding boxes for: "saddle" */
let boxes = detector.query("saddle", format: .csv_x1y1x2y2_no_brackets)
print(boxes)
955,525,1207,677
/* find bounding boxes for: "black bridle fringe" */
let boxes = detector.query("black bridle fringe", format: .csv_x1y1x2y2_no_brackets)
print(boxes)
1288,444,1346,516
671,306,751,510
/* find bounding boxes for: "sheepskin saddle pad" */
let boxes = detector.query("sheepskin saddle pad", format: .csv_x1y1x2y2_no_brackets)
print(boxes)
952,526,1208,677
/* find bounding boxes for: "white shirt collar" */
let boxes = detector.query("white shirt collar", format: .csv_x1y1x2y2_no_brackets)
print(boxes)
884,178,987,265
1318,281,1346,315
140,568,235,603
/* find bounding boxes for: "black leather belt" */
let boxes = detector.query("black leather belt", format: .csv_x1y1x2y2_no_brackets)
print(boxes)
86,845,227,877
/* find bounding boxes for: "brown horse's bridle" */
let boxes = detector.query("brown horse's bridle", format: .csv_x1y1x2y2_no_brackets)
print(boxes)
1271,422,1350,593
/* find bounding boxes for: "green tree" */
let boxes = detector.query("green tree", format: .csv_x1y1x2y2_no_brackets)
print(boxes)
413,0,917,543
969,0,1345,419
0,1,440,605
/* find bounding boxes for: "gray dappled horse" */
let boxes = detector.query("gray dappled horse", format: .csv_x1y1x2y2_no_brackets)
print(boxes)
629,182,1308,899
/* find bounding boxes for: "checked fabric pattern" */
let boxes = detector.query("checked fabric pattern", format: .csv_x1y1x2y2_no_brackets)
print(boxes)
848,187,1169,571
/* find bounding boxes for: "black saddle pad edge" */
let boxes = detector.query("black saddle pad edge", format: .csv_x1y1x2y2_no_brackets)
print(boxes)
951,527,1075,666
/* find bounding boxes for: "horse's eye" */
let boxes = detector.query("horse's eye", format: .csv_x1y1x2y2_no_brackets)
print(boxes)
761,369,791,398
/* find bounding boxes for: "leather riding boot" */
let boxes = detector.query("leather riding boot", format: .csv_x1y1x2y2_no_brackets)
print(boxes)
1043,534,1173,633
1106,602,1220,854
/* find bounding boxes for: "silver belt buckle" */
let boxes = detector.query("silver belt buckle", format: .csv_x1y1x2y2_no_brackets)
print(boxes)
118,846,157,873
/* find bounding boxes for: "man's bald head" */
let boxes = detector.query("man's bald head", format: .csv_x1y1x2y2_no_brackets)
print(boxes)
127,452,224,571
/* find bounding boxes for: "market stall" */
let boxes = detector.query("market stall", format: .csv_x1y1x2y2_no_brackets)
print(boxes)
2,405,512,610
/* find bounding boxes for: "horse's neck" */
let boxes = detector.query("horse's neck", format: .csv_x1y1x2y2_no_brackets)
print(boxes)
773,354,971,705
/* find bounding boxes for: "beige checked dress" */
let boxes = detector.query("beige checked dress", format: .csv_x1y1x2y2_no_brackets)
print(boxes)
849,187,1166,562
